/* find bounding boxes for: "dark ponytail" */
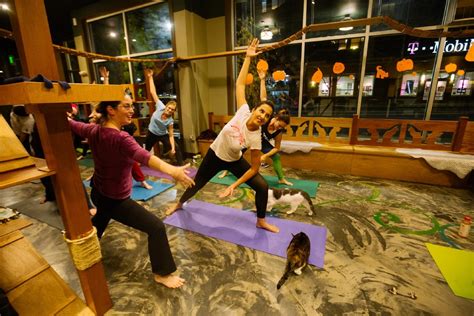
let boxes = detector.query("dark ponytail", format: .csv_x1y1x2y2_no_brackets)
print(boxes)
275,108,290,124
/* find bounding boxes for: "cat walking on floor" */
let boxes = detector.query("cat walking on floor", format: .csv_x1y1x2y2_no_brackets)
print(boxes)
277,232,311,289
267,188,314,215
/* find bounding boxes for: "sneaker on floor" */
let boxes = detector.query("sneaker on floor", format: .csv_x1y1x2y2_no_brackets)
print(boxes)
261,162,269,168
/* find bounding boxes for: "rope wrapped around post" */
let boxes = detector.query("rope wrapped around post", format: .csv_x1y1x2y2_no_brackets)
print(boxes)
63,226,102,271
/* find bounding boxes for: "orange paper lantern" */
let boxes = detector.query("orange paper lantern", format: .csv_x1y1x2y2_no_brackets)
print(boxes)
333,62,345,75
349,74,355,80
311,68,323,83
457,69,465,76
466,43,474,62
272,70,286,82
396,58,414,72
411,72,417,76
445,63,457,73
245,73,254,85
257,59,269,72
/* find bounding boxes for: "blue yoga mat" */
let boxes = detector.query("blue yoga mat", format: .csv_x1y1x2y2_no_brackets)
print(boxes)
83,180,174,201
210,174,319,198
164,200,327,268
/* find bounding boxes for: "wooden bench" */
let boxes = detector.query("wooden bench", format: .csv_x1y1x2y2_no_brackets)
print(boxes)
197,112,473,187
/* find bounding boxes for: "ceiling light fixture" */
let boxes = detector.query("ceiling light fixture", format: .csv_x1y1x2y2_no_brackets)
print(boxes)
260,26,273,41
339,14,354,32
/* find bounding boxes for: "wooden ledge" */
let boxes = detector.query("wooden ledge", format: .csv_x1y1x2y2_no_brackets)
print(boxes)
0,82,133,105
0,158,55,189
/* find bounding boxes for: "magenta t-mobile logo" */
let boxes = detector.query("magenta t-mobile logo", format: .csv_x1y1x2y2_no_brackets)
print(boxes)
407,42,419,55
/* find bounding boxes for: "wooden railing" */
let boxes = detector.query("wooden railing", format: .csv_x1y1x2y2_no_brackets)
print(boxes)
206,112,469,152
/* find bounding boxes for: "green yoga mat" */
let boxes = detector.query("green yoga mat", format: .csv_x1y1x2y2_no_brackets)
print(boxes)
78,158,94,168
210,173,319,198
426,243,474,300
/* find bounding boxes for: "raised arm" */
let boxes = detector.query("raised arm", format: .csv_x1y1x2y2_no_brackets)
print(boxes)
144,68,159,104
258,69,267,101
236,38,260,109
99,66,109,85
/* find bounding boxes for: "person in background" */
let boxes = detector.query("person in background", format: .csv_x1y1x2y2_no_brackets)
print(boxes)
122,122,153,190
144,68,184,166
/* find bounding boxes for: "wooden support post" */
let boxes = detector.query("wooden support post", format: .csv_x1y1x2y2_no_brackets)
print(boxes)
452,116,468,152
9,0,112,314
208,112,214,130
349,114,359,145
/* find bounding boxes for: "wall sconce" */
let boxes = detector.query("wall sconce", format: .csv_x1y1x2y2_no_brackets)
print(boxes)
339,14,354,32
260,26,273,41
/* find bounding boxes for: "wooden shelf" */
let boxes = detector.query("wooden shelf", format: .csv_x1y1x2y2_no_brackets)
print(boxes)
0,158,55,190
0,82,133,105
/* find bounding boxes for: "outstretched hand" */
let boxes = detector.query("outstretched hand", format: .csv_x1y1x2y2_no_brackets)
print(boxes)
246,38,261,58
172,163,195,189
99,66,109,78
218,185,235,198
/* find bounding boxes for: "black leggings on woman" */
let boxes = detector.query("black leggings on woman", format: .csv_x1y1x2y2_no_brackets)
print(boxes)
91,188,176,275
179,148,269,218
145,131,184,165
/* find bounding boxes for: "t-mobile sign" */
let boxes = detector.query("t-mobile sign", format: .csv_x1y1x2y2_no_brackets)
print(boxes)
407,38,474,55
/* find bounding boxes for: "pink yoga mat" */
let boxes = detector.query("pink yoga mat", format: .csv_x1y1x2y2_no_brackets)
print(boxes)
164,200,326,268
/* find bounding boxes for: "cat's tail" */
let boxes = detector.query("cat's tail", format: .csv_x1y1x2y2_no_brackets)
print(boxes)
277,264,291,289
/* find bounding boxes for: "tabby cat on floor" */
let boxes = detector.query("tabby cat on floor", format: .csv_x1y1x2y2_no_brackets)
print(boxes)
277,232,311,289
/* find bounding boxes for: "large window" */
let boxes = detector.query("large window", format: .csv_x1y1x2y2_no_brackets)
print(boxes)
126,3,172,54
260,44,302,115
371,0,446,32
431,37,474,120
89,14,127,57
87,2,174,89
235,0,304,45
234,0,471,121
303,38,364,117
306,0,369,38
361,35,437,119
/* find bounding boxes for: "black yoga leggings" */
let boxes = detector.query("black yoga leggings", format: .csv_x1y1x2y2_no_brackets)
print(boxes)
179,148,269,218
145,131,184,165
91,188,176,275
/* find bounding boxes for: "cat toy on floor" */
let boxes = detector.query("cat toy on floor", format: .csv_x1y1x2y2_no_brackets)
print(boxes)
277,232,311,289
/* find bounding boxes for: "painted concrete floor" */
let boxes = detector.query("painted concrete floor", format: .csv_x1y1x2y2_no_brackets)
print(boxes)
1,160,473,315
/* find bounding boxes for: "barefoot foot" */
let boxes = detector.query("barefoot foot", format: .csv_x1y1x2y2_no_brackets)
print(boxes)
154,274,185,288
278,178,293,186
166,202,183,216
141,181,153,190
218,171,228,179
256,218,280,233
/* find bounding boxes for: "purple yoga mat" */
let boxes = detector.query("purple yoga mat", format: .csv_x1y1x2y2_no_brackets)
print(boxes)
164,200,326,268
141,166,197,180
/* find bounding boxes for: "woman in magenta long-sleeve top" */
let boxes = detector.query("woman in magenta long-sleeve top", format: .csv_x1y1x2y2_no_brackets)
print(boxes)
69,95,194,288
